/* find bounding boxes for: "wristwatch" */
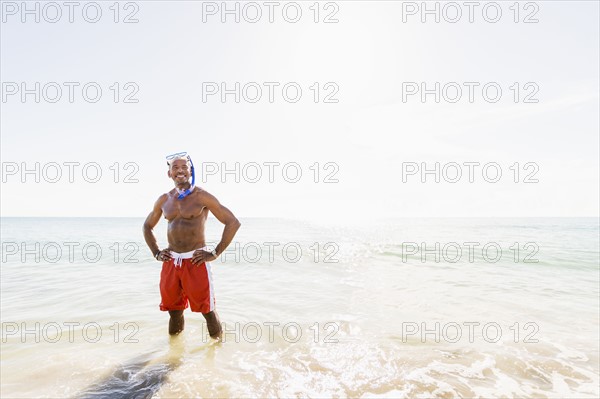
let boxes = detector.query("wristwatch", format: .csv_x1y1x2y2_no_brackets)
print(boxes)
211,249,218,257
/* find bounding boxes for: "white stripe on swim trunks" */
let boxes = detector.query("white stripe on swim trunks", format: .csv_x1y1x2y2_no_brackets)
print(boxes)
206,261,215,312
170,246,209,267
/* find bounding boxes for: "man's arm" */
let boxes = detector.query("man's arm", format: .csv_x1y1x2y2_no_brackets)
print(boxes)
192,191,241,264
143,194,171,261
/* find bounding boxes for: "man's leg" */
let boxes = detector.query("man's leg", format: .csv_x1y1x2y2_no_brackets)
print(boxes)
168,310,185,335
202,311,222,340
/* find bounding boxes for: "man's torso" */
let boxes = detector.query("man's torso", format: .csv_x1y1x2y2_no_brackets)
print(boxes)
162,188,208,252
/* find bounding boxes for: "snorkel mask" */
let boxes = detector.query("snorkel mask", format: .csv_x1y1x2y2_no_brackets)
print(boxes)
166,151,196,200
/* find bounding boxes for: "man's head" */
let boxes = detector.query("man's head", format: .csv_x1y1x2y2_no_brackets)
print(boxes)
166,152,194,189
167,159,192,186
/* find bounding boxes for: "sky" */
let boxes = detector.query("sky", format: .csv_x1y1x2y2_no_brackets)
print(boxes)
1,0,598,220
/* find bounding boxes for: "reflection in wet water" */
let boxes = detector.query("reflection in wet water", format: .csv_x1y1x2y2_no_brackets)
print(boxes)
78,337,186,399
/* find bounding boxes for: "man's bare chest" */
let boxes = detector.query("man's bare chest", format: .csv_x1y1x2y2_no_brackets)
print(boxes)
163,196,206,220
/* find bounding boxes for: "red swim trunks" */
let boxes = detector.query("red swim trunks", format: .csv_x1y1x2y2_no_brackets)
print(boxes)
159,252,216,313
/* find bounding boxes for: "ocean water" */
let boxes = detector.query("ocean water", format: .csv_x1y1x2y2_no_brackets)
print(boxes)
1,217,598,398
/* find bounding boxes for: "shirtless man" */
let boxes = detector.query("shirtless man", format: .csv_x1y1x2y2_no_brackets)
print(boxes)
143,152,241,339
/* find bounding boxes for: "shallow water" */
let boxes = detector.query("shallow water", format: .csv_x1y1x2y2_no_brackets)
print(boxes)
1,217,598,398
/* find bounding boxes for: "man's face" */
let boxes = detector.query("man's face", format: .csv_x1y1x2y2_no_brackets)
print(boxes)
167,159,191,186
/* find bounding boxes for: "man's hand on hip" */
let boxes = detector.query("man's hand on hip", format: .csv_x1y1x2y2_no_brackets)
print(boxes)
192,249,217,265
156,249,173,262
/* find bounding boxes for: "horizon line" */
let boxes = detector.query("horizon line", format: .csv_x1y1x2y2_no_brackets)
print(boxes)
1,216,599,219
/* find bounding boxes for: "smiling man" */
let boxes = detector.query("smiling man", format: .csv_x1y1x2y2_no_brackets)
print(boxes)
143,152,241,339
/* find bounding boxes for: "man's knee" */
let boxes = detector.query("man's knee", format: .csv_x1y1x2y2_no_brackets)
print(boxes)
169,310,184,319
168,310,185,335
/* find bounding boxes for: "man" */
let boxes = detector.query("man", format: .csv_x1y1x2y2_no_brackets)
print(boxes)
143,152,241,339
